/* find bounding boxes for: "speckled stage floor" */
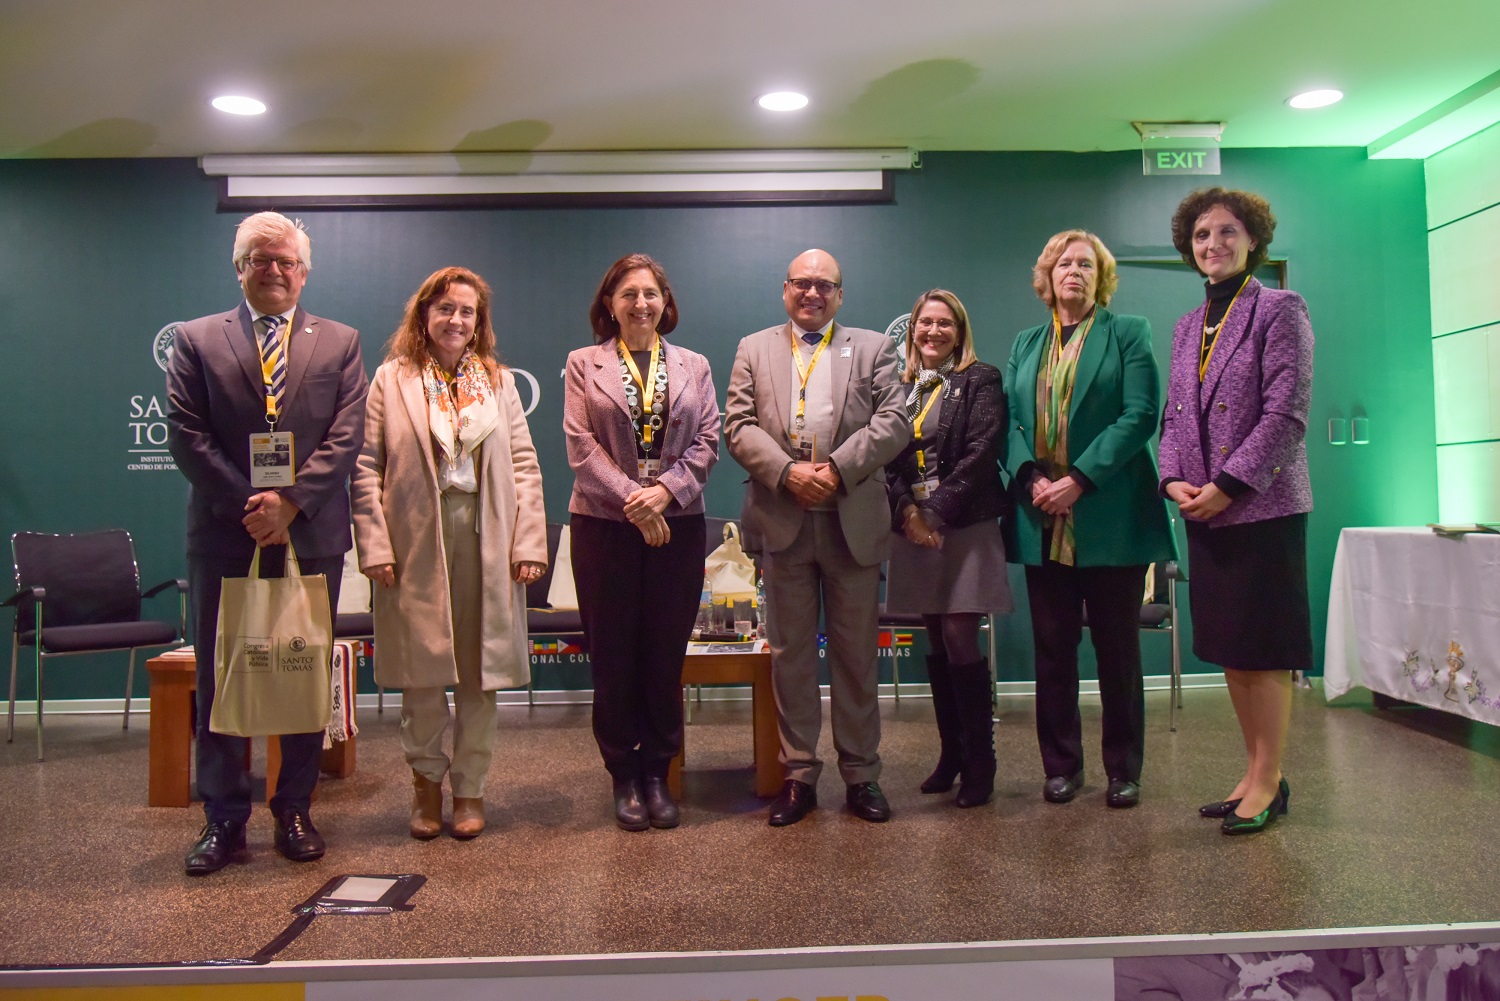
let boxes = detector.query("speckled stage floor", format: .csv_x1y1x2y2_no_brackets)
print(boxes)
1,683,1497,967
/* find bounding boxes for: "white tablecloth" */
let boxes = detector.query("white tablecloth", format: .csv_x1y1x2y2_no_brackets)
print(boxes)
1325,527,1500,723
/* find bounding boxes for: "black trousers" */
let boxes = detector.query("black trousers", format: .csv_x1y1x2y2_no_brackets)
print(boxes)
570,513,705,782
189,546,345,824
1024,560,1146,783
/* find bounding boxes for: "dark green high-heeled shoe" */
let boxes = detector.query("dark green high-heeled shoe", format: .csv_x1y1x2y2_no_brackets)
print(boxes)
1220,779,1290,835
1201,777,1288,819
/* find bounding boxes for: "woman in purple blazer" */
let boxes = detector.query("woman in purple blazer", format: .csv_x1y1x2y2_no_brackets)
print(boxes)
563,253,720,832
1159,189,1314,835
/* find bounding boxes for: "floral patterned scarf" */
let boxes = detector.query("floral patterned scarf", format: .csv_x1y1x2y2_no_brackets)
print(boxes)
423,349,499,465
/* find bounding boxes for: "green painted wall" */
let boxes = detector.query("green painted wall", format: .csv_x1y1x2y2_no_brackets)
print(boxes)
0,149,1434,700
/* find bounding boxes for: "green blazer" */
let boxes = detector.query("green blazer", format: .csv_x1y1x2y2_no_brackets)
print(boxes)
1003,307,1175,567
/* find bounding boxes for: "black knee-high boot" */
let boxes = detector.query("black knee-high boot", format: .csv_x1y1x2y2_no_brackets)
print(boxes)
921,652,963,793
952,659,996,808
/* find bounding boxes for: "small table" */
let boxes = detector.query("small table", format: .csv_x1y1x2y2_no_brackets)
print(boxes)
146,648,356,807
1325,527,1500,725
669,643,779,798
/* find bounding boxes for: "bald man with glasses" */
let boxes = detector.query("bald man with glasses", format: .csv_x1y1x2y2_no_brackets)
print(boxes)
724,249,910,826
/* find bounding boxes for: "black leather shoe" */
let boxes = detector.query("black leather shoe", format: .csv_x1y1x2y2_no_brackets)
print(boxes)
642,776,680,830
1200,777,1287,818
1042,772,1083,804
185,820,246,876
768,779,817,826
1221,779,1290,835
846,781,892,823
1106,778,1141,809
613,779,650,832
273,808,326,862
1199,797,1242,818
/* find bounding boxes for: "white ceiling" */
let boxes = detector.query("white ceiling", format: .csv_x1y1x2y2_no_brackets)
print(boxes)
4,0,1499,158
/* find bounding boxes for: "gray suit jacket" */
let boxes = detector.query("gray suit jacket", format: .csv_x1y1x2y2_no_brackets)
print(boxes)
724,321,909,566
167,302,368,559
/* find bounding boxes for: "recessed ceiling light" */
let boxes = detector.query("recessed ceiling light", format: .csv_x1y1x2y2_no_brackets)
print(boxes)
1288,89,1343,109
757,91,809,112
212,96,267,116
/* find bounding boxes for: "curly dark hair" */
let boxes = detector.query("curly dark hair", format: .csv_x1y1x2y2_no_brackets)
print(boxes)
588,253,680,344
1170,187,1276,276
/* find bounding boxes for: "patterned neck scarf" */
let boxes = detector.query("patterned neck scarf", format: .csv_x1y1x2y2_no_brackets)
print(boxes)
1033,308,1097,566
905,353,955,419
423,349,499,465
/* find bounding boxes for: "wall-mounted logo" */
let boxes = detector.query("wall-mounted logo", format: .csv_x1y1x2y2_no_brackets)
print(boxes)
885,313,911,349
153,323,181,372
511,368,540,417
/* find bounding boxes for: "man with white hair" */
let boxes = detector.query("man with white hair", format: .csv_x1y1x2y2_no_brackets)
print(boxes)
167,212,367,875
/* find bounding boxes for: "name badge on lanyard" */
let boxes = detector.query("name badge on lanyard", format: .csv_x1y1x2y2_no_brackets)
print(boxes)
912,476,940,501
249,431,296,487
636,457,661,487
789,428,817,463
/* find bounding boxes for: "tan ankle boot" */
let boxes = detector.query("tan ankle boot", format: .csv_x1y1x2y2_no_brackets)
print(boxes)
451,797,485,839
410,772,443,839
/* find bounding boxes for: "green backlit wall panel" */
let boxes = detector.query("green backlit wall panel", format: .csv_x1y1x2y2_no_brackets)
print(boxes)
1427,121,1500,523
0,149,1433,699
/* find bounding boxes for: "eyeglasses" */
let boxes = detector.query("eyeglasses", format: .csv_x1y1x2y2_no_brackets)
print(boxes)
245,255,303,273
913,318,956,331
786,278,841,296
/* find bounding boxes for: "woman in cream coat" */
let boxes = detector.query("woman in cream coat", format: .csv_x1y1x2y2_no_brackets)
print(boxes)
353,266,547,841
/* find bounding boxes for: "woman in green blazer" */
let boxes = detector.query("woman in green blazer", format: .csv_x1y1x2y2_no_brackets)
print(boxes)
1004,229,1175,810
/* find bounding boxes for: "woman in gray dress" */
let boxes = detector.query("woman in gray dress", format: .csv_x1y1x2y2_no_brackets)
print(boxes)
885,289,1012,807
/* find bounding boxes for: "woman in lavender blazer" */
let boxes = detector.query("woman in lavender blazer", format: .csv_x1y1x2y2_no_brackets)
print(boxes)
564,253,720,832
1159,188,1314,835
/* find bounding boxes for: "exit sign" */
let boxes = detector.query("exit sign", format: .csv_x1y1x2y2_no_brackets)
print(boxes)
1142,147,1221,175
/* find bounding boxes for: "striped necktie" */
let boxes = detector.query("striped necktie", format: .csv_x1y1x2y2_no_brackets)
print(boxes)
258,314,287,417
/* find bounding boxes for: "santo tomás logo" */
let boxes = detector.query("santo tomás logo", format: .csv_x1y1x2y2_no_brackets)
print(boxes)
289,636,307,653
885,312,911,349
153,323,182,372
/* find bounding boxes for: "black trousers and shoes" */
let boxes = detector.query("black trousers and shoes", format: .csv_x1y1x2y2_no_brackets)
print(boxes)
1025,561,1146,801
572,513,705,827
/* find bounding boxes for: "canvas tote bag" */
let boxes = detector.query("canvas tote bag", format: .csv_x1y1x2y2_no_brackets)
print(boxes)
210,541,334,737
705,522,757,602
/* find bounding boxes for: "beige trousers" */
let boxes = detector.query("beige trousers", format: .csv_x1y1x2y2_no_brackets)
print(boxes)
400,491,498,799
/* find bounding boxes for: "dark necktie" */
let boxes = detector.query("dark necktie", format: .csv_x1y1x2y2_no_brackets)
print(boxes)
801,329,823,345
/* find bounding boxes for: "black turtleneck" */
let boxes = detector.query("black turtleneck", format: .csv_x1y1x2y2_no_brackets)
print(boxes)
1158,271,1253,502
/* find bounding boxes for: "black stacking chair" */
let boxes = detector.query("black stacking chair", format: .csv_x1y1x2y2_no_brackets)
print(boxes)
5,530,186,759
525,522,585,706
1081,559,1187,731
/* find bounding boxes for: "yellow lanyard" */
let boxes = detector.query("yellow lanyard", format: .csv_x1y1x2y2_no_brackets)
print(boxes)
912,382,941,475
790,324,833,427
1199,277,1251,382
618,335,663,448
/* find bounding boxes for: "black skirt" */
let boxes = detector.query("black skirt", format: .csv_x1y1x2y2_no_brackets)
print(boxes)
1185,513,1313,672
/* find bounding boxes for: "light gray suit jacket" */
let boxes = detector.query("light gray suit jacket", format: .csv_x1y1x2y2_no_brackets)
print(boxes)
724,322,909,566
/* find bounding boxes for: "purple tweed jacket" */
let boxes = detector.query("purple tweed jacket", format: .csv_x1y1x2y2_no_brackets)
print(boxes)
563,338,720,520
1158,278,1314,528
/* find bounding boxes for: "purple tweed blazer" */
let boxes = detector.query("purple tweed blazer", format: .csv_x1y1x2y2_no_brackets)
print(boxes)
1158,278,1314,528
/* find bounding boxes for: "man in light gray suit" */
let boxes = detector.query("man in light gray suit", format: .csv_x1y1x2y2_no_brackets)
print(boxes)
725,249,910,825
167,212,367,874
